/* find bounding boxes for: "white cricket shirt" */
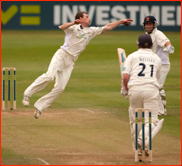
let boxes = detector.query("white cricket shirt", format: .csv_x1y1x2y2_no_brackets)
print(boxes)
61,24,104,61
123,48,161,88
148,28,170,64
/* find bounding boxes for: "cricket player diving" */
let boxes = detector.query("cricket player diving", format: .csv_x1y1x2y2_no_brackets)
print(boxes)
22,11,133,119
143,16,175,116
122,34,164,156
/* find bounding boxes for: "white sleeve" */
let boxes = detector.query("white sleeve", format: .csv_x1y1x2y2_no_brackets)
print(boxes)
64,25,75,33
155,30,170,47
122,54,132,75
90,26,104,38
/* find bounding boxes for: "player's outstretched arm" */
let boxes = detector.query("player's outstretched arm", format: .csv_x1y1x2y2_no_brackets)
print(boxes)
103,19,133,32
58,19,81,30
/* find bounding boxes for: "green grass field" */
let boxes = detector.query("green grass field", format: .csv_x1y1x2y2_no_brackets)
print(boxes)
1,30,181,165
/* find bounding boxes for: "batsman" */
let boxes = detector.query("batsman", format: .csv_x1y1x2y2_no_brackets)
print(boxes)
122,34,164,157
143,16,175,116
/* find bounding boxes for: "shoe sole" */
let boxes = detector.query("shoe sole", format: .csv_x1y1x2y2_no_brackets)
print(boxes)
138,143,149,156
34,111,39,119
34,110,41,119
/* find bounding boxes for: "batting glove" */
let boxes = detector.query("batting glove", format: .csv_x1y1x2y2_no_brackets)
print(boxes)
163,45,175,54
121,86,128,96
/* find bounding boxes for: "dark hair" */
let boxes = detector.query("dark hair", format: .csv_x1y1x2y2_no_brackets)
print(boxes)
137,34,153,49
75,11,87,20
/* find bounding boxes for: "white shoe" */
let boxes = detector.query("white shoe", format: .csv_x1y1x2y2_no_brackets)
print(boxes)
34,109,41,119
22,95,30,106
138,149,142,156
138,139,149,156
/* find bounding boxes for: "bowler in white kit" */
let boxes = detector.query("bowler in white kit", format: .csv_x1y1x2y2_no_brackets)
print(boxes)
22,11,133,118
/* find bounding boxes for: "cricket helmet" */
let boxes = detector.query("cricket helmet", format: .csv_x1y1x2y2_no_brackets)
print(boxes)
143,16,157,33
137,34,153,48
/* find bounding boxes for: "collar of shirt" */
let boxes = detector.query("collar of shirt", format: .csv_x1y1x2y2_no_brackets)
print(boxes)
80,24,83,29
138,48,153,52
79,24,89,30
152,27,157,34
145,27,157,35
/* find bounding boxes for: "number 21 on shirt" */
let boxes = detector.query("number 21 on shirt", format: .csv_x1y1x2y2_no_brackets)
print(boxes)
138,63,154,77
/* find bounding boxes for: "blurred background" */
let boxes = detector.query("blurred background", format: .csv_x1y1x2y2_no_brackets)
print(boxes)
1,1,181,31
1,1,181,165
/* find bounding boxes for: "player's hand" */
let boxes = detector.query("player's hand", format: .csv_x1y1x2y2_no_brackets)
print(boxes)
120,86,128,96
74,19,81,24
163,45,175,54
122,19,133,26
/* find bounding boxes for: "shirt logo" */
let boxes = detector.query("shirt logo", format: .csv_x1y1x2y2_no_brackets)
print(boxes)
76,32,87,39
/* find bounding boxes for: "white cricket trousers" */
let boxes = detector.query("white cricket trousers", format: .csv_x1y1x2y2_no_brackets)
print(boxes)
128,85,159,149
158,64,170,89
158,64,170,114
24,49,74,112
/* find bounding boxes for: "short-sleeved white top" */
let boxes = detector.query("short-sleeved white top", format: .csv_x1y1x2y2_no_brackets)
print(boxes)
148,28,170,64
61,24,104,61
122,48,161,88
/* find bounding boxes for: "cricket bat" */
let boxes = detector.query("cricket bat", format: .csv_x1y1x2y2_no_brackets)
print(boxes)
117,48,127,78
